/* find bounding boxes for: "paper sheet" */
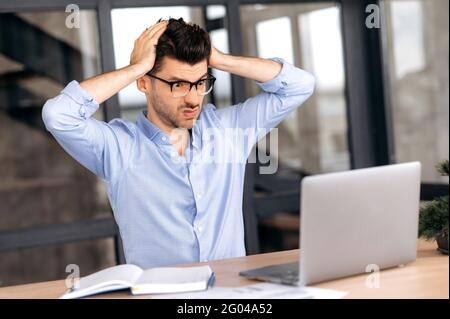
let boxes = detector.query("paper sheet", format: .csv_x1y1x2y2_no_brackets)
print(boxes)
153,282,347,299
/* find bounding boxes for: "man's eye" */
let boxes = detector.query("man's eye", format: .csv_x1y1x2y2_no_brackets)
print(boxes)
173,83,182,89
197,80,206,86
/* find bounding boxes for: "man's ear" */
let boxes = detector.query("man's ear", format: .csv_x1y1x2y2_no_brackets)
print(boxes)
136,76,152,94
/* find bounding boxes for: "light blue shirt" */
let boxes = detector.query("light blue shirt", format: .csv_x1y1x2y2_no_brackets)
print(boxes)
42,57,315,268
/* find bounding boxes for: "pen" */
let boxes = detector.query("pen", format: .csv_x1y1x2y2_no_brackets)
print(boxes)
207,272,216,289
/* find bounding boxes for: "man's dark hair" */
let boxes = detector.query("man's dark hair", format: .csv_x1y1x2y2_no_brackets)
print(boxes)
149,17,211,75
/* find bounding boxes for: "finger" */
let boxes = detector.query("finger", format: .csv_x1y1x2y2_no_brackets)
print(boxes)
145,20,168,39
137,21,165,40
148,23,168,41
144,20,167,35
136,28,149,40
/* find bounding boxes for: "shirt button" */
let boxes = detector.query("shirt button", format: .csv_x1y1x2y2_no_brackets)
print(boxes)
196,193,202,200
79,107,86,118
194,225,202,233
162,136,167,142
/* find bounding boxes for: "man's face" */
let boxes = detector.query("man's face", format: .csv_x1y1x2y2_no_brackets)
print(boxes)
145,56,208,130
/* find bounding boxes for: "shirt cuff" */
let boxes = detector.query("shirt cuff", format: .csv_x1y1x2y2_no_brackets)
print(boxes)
61,80,99,119
255,57,293,94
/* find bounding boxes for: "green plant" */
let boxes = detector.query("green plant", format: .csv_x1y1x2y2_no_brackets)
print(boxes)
418,160,449,240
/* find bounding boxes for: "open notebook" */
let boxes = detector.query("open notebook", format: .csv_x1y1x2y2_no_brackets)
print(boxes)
60,264,214,299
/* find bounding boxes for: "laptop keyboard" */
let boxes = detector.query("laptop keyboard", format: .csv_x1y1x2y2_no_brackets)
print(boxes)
239,262,300,285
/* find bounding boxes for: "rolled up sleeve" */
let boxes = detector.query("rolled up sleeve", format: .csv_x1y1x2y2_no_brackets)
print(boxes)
215,57,316,158
42,80,135,182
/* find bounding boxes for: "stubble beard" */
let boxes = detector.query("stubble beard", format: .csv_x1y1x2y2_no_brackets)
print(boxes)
151,93,199,130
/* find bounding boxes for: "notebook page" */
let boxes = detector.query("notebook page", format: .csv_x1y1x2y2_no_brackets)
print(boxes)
136,266,212,285
75,264,143,290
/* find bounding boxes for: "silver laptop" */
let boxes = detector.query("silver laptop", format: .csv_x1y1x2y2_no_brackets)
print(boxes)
240,162,421,286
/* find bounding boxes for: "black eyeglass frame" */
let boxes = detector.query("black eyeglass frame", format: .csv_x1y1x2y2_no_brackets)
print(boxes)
146,72,216,97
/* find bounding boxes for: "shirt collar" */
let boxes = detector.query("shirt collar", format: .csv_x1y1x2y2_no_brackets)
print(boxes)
136,110,202,149
136,110,171,146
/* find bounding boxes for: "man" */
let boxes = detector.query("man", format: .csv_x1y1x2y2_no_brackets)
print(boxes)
42,18,315,268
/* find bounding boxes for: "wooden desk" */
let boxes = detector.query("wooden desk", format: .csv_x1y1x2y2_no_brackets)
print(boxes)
0,240,447,299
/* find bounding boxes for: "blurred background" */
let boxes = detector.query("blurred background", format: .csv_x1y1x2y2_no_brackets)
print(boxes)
0,0,448,286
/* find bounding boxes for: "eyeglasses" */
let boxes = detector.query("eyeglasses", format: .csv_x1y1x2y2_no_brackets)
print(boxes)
147,73,216,98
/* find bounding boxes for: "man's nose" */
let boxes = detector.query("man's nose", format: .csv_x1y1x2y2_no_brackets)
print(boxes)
184,85,200,106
